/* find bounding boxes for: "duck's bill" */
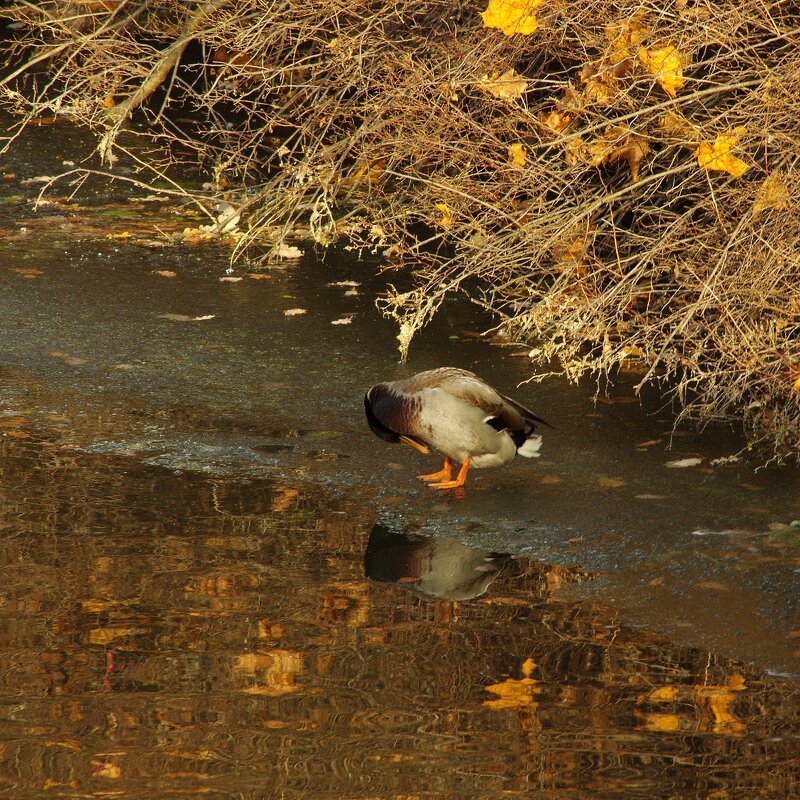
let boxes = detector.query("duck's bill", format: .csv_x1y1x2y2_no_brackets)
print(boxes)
399,435,430,454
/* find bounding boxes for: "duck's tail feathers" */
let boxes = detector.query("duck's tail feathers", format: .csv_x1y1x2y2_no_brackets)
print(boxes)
499,393,551,429
516,433,543,458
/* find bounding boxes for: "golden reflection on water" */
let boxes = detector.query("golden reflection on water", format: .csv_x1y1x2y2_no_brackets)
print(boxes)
0,434,797,799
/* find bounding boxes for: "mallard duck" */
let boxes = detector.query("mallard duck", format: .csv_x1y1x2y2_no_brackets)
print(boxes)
364,367,548,490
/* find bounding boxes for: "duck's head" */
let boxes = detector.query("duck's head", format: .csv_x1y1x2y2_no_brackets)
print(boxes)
364,390,430,453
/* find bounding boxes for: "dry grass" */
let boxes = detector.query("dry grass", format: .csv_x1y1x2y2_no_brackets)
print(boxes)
2,0,799,458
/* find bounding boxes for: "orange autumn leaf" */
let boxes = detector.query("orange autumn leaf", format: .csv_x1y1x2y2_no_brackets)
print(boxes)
753,172,790,218
476,68,528,101
638,44,685,97
508,142,527,167
581,127,650,181
435,202,453,229
481,0,543,35
696,127,749,178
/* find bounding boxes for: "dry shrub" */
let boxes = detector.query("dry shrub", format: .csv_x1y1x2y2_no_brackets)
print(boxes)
2,0,799,458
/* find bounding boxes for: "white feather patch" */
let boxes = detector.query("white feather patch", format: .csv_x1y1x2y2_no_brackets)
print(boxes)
517,433,542,458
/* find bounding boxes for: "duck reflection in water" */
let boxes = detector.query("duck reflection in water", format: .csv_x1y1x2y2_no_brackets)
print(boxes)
364,524,512,601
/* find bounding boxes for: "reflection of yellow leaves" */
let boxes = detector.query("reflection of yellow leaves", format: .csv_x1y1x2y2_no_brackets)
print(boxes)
640,712,681,732
88,625,148,645
485,659,539,709
435,202,453,229
92,760,122,779
694,675,746,735
508,142,527,167
753,172,790,219
233,650,303,696
481,0,543,35
485,677,539,708
647,685,680,702
476,69,528,101
696,127,749,178
638,44,684,97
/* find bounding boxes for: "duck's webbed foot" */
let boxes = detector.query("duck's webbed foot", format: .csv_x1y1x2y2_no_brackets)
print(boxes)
417,457,453,483
429,458,471,490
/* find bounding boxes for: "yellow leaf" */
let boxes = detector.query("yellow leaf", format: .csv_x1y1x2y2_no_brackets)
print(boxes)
793,374,800,392
584,127,650,182
508,142,527,167
582,79,618,105
638,44,685,97
435,202,453,229
753,172,790,218
696,127,749,178
539,109,573,135
476,68,528,101
606,18,649,62
659,111,699,142
623,344,646,358
481,0,543,35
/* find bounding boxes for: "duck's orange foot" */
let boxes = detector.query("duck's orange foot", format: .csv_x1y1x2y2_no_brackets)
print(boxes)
429,458,471,490
417,457,453,483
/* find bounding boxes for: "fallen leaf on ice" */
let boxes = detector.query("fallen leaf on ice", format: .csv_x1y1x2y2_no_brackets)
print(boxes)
665,457,703,468
283,308,307,316
274,244,304,259
636,493,669,500
10,267,44,277
49,352,88,366
153,269,177,278
598,476,627,488
636,439,663,448
328,280,362,287
331,317,353,325
219,276,243,282
158,313,216,322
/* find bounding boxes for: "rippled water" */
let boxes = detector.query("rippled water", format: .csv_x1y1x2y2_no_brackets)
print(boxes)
0,432,797,799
